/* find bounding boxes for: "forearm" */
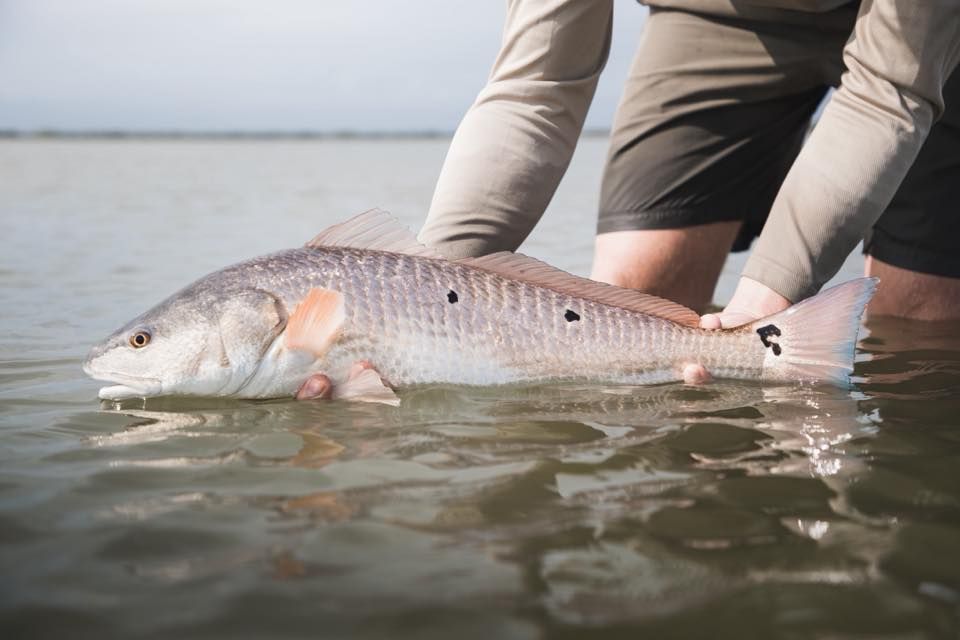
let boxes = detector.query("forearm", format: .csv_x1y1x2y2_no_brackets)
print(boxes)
743,87,933,301
420,0,612,259
744,0,960,302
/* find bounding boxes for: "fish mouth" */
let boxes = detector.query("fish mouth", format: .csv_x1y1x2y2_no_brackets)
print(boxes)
84,366,162,400
97,383,161,401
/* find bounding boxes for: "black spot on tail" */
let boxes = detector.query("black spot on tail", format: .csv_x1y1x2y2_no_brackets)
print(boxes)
564,309,580,322
447,290,458,304
757,324,782,356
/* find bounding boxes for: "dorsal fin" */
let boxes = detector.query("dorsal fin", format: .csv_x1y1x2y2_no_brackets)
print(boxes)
305,208,443,258
459,252,701,327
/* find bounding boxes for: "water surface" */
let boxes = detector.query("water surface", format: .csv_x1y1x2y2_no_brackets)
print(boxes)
1,139,958,639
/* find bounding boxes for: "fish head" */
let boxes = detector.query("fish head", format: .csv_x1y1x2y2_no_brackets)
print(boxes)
84,285,287,400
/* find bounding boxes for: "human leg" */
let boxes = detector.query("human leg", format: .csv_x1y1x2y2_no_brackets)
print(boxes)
865,257,960,321
594,8,851,310
863,69,960,320
591,222,742,311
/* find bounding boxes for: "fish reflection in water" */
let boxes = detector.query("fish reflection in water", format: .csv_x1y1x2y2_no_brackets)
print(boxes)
87,373,897,624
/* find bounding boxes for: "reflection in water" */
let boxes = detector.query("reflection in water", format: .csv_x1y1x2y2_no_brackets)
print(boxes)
3,317,960,637
82,374,880,627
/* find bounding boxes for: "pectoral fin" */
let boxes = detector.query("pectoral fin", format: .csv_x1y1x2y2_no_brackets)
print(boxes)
284,288,346,357
332,369,400,407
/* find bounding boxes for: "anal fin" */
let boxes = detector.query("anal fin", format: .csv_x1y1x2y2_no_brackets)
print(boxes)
284,288,346,356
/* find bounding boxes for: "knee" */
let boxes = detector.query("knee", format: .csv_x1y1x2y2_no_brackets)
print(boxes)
866,257,960,320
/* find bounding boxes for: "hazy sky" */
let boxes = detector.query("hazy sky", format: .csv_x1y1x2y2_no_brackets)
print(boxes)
0,1,648,132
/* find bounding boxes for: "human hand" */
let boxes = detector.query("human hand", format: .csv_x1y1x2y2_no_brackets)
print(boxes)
296,373,335,400
699,277,791,330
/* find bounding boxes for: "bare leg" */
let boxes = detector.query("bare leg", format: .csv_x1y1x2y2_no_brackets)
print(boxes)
591,220,743,312
865,256,960,320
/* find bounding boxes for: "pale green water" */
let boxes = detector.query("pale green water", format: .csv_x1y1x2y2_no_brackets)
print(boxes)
1,139,959,639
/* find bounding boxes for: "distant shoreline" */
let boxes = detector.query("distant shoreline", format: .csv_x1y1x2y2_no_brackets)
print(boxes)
0,128,612,141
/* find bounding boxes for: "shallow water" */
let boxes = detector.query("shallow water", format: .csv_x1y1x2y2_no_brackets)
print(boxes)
2,139,959,639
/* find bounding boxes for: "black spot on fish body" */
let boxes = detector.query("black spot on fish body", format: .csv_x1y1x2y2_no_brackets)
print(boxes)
447,290,458,304
757,324,782,356
564,309,580,322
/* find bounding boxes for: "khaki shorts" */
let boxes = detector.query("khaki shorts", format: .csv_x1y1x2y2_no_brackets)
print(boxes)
599,4,960,277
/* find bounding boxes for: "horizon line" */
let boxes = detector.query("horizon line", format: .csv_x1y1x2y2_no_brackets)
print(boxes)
0,128,612,141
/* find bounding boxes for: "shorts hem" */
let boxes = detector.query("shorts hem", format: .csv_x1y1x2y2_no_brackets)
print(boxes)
864,228,960,279
597,206,762,252
597,206,749,234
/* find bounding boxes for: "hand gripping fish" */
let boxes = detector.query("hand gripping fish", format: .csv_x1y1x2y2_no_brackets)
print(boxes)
84,209,878,405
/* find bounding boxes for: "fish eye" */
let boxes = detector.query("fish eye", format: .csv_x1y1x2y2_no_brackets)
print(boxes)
129,331,151,348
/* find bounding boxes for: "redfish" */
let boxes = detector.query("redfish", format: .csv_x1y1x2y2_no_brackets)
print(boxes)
84,210,877,405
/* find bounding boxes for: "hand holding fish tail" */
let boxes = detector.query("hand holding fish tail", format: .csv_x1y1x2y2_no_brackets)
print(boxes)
679,282,778,385
699,277,791,330
687,277,835,384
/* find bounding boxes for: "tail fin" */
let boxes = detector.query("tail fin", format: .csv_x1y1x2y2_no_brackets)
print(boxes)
750,277,878,385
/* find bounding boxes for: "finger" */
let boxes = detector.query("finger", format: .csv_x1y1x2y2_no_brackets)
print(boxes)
682,363,713,385
296,374,333,400
699,313,723,330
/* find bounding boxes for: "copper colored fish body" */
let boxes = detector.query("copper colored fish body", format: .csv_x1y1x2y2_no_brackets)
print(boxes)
84,210,878,404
